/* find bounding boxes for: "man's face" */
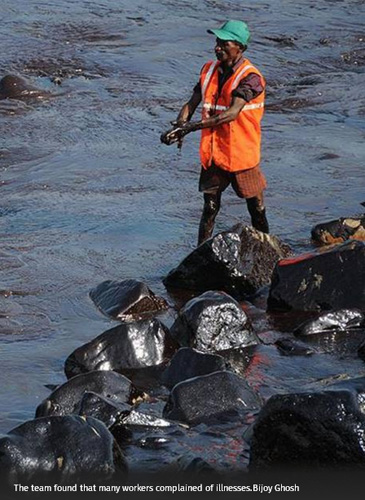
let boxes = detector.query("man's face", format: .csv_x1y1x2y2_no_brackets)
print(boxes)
215,38,242,64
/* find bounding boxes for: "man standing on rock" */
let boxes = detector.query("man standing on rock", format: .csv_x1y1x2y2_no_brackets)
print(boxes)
161,20,269,245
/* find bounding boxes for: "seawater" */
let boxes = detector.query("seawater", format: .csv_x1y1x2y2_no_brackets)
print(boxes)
0,0,364,473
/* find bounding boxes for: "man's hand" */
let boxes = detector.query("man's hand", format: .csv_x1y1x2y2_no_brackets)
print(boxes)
160,122,194,146
163,96,247,144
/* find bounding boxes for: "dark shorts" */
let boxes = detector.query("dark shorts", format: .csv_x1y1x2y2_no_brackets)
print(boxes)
199,163,267,199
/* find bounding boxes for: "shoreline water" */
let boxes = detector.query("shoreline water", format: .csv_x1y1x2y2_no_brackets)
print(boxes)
0,0,364,477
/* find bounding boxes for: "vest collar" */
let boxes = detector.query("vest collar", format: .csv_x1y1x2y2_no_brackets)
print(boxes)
217,55,247,75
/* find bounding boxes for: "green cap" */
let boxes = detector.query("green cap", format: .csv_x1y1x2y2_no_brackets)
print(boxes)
207,20,251,46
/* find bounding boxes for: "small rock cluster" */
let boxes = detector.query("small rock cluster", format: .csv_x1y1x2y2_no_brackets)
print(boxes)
2,221,365,483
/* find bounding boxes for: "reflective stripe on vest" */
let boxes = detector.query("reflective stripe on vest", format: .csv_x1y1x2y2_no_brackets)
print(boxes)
203,102,264,112
201,61,220,100
231,64,254,89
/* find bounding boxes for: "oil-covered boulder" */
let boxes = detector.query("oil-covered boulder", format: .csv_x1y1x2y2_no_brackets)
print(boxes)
294,309,365,336
0,415,127,484
118,410,172,428
170,291,259,352
163,371,261,425
357,341,365,362
161,347,230,389
249,390,365,470
326,376,365,401
0,74,49,101
312,216,365,245
163,224,291,299
268,240,365,312
172,456,219,480
274,337,315,356
36,371,134,418
78,394,172,445
64,318,176,382
90,279,168,320
79,391,131,428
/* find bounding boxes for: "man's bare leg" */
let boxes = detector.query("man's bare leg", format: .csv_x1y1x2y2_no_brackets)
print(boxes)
246,192,269,233
198,192,222,245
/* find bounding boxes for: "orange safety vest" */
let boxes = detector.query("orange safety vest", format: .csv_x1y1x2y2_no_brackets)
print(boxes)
199,58,265,172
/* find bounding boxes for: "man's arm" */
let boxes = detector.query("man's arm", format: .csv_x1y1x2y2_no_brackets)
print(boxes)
160,87,201,146
187,95,247,131
175,87,202,125
161,95,246,145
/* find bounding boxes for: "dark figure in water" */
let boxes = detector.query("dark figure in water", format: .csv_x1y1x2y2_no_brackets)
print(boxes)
161,20,269,245
0,75,46,101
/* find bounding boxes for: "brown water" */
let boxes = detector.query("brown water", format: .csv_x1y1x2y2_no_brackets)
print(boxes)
0,0,364,473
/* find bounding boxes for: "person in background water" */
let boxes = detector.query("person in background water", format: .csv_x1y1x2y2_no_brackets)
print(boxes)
161,20,269,245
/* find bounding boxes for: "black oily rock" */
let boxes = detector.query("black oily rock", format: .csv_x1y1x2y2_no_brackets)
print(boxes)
36,371,134,418
358,342,365,362
0,74,49,101
326,377,365,414
274,338,314,356
161,347,230,389
311,216,365,246
64,318,176,380
268,240,365,312
119,410,172,427
107,411,173,448
137,436,170,450
170,291,258,352
249,390,365,470
79,391,131,428
163,371,261,425
173,456,220,479
294,309,365,336
163,224,291,299
0,415,127,484
89,279,168,320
